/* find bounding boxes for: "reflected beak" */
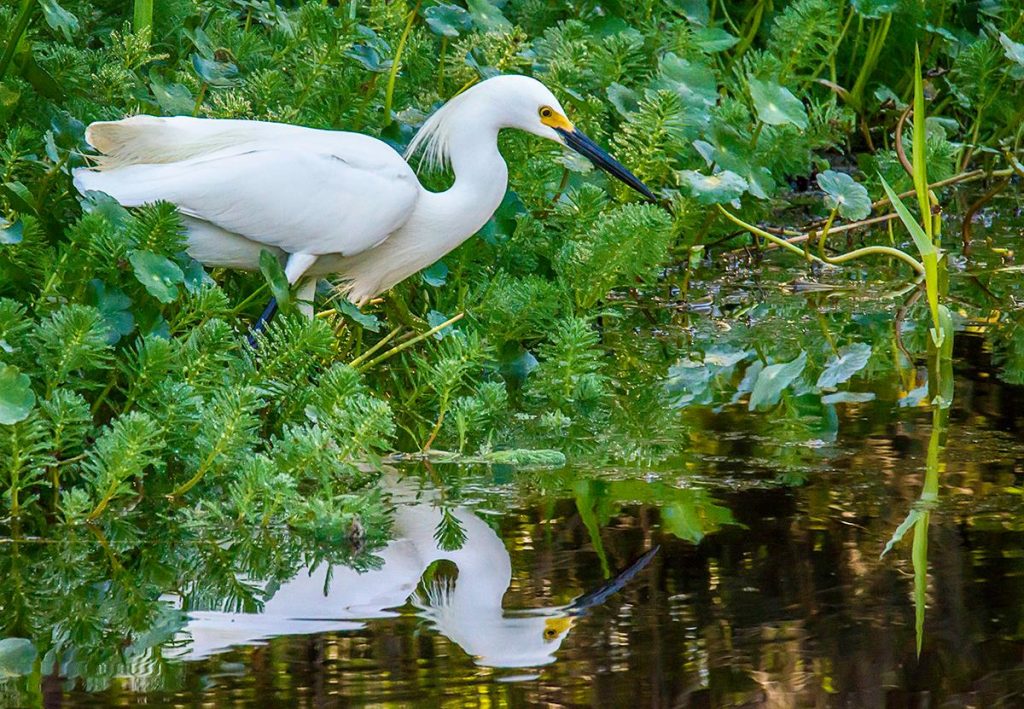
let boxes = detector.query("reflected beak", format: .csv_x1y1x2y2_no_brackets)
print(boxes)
556,127,655,201
567,546,660,615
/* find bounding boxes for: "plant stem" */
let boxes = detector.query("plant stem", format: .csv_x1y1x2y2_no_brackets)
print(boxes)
0,0,35,81
382,0,421,127
357,312,463,371
133,0,154,34
349,324,404,367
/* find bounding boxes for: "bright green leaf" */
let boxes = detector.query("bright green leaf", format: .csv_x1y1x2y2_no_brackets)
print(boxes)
421,261,449,287
655,54,718,107
817,170,871,220
130,250,185,304
336,299,381,332
258,250,291,309
0,365,36,425
466,0,512,32
822,391,876,404
679,169,747,205
39,0,79,40
424,4,473,37
694,27,738,52
748,78,808,129
878,174,933,256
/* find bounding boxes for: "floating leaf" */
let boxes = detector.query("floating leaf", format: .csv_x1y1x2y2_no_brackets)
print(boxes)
748,351,807,410
131,250,185,304
822,391,876,404
748,78,808,129
0,365,35,425
466,0,512,32
421,261,449,287
336,299,381,332
694,27,738,52
0,638,36,678
258,250,290,309
817,343,872,389
424,4,473,37
817,170,871,221
0,219,23,245
679,169,747,205
40,0,79,40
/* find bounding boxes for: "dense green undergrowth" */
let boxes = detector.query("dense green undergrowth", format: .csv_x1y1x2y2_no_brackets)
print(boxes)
1,0,1023,534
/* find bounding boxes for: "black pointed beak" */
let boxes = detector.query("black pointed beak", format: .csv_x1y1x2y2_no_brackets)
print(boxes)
557,127,655,201
567,546,660,615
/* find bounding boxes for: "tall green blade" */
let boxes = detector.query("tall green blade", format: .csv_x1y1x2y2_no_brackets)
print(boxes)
912,45,932,242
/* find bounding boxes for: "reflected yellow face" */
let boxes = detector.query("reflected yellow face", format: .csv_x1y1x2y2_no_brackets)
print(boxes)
542,616,575,642
539,105,574,132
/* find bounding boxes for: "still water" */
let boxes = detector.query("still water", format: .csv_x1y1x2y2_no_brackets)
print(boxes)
5,215,1024,706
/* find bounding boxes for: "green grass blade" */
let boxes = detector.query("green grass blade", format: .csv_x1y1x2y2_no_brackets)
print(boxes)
133,0,154,33
912,45,932,241
879,175,933,257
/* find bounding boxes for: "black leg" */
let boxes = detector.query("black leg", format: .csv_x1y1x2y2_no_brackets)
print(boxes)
247,297,278,348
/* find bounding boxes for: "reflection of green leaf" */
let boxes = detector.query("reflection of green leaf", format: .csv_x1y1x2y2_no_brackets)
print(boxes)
679,169,747,205
433,508,468,551
817,342,872,389
466,0,512,32
130,250,185,304
0,638,36,678
821,391,875,404
424,4,473,37
817,170,871,220
336,299,381,332
0,364,36,425
881,508,921,558
748,351,807,410
748,78,808,129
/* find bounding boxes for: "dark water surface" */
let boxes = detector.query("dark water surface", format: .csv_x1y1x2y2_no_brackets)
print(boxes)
6,209,1024,707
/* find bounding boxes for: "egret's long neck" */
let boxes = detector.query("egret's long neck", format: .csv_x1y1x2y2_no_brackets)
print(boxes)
411,119,508,251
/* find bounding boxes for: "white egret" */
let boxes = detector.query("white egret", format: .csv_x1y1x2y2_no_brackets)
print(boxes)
167,476,657,668
72,75,653,322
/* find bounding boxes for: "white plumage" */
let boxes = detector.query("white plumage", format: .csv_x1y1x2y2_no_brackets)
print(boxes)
73,75,652,310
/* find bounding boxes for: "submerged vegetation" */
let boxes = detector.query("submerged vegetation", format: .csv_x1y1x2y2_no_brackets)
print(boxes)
1,0,1024,696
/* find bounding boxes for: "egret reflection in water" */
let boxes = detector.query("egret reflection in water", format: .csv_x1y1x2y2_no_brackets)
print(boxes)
170,478,656,669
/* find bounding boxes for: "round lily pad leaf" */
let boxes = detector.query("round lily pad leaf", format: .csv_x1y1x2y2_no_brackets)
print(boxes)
678,169,748,205
694,27,739,52
424,4,473,37
606,83,639,117
130,250,185,304
748,78,808,129
421,260,449,287
467,0,512,32
0,364,36,425
655,53,718,107
816,170,872,221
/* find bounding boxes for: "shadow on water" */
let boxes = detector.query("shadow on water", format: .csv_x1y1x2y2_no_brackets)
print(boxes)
5,208,1024,705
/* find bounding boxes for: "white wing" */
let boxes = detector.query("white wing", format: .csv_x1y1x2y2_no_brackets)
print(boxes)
73,116,420,258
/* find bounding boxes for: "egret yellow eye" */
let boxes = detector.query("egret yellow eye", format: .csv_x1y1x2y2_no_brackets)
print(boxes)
540,107,553,118
544,628,558,639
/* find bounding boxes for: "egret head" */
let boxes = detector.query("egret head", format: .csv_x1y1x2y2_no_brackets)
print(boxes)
407,75,655,200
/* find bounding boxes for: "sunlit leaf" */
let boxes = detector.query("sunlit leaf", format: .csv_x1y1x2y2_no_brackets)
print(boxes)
424,4,473,37
0,365,35,425
130,250,185,304
748,78,808,129
816,170,871,220
851,0,899,18
40,0,79,40
816,342,872,389
748,351,807,410
678,169,747,205
0,638,36,678
149,73,194,115
0,219,22,245
999,32,1024,66
878,174,933,256
336,299,381,332
606,82,639,117
655,54,718,107
467,0,512,32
